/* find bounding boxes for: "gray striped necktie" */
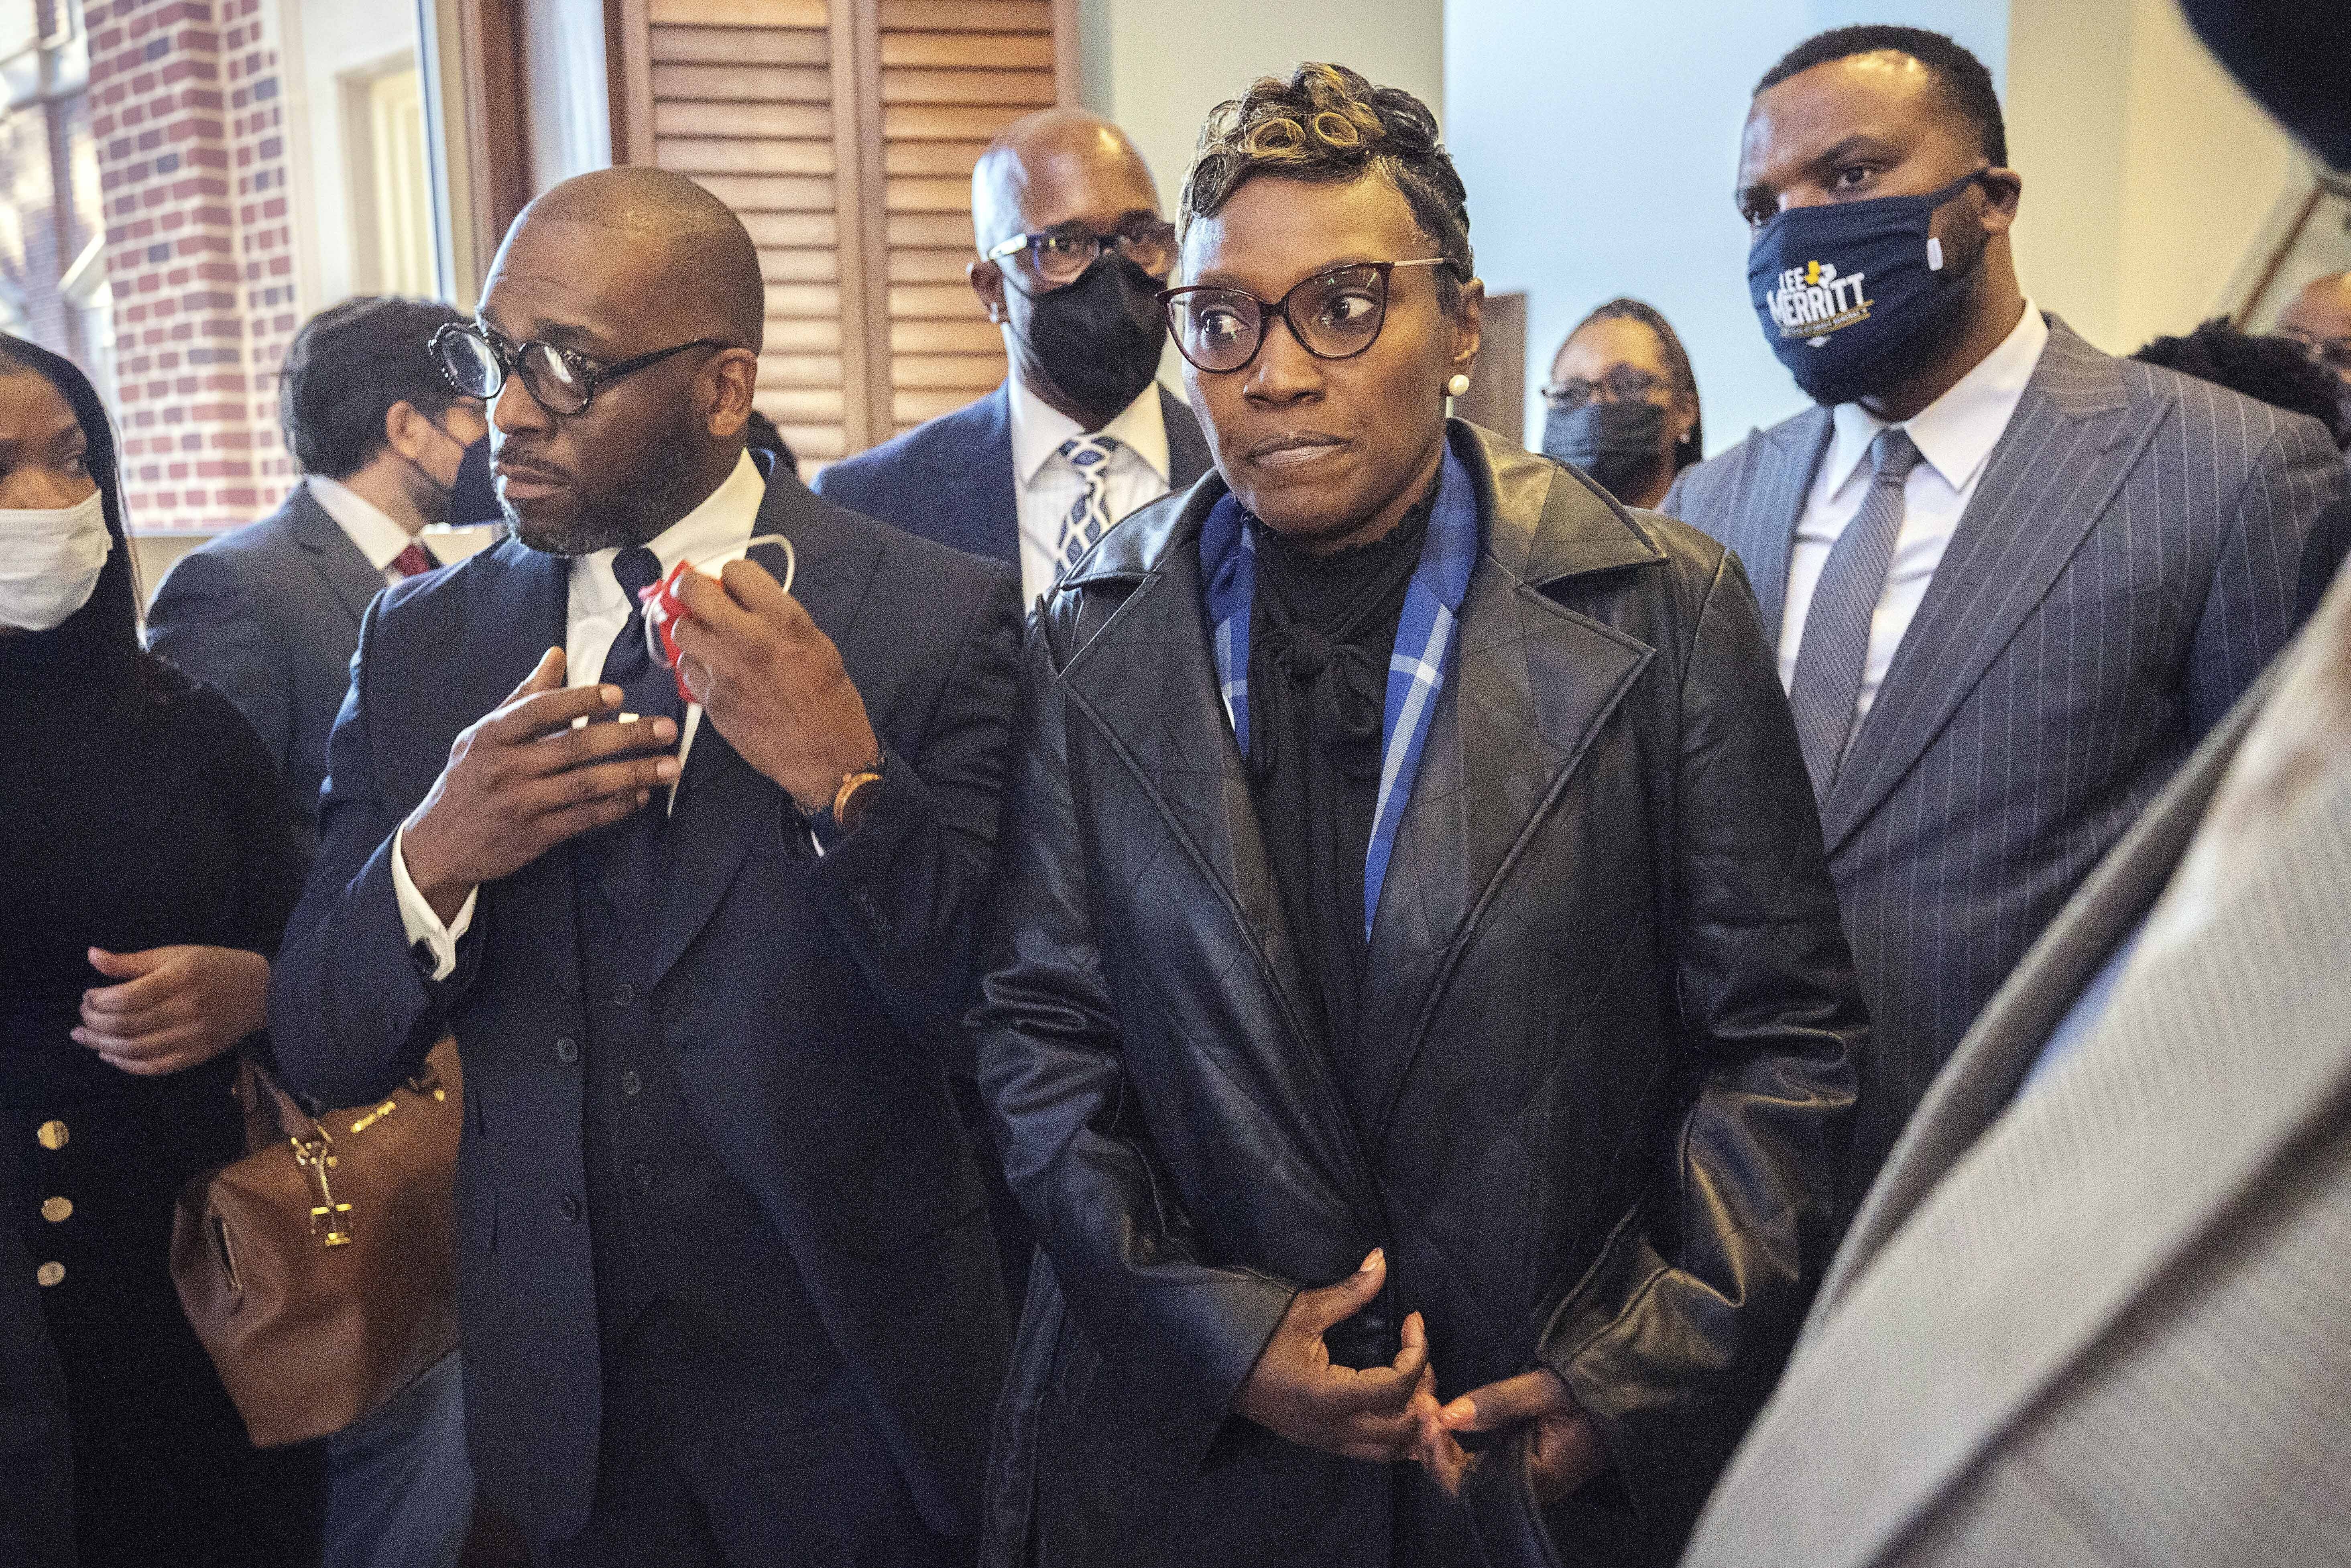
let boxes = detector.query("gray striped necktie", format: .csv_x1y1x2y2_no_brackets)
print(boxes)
1788,426,1924,804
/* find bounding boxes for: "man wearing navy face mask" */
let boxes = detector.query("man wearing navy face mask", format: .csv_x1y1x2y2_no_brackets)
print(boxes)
1666,25,2343,1215
816,108,1214,609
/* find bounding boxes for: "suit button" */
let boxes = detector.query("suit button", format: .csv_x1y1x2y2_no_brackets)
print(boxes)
39,1197,70,1224
559,1196,581,1223
619,1072,642,1097
613,983,636,1009
555,1037,578,1064
35,1120,67,1151
632,1162,653,1188
36,1262,63,1287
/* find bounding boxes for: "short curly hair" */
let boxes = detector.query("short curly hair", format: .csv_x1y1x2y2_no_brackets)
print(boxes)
1181,63,1472,313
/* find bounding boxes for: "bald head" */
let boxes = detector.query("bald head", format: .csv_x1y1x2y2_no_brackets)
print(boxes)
515,167,766,353
2280,271,2351,351
971,108,1158,254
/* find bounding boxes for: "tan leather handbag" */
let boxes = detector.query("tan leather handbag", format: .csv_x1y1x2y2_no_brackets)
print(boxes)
171,1038,463,1448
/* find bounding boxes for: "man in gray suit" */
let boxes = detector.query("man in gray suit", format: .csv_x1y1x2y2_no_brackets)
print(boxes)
1666,25,2343,1210
144,295,485,1568
148,297,486,846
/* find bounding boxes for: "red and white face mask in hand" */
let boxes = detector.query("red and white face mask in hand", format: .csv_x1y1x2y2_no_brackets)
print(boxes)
638,533,796,707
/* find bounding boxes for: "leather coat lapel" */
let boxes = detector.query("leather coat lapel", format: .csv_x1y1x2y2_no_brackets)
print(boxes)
645,484,879,992
290,484,392,627
1820,322,2151,854
1354,433,1661,1143
1743,668,2351,1568
1058,496,1379,1211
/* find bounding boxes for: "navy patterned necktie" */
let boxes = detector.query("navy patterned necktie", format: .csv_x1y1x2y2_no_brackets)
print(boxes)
1055,433,1120,580
1788,427,1925,804
596,545,681,728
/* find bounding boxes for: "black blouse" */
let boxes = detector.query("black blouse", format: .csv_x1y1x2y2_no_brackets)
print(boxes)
1243,495,1431,1070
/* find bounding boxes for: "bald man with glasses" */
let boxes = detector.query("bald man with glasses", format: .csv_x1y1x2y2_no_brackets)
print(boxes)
816,107,1214,610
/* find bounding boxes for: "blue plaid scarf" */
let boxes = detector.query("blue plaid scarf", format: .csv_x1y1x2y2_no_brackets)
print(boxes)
1200,441,1479,938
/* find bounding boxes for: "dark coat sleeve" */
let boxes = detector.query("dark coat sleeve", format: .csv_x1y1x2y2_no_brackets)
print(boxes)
266,597,476,1108
148,547,293,778
1534,548,1863,1529
802,557,1024,1059
972,613,1296,1468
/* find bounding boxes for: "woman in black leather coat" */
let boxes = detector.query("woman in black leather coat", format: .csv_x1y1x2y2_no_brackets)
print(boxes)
972,64,1864,1568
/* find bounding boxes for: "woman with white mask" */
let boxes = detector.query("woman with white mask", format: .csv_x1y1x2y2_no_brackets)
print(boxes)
0,332,324,1566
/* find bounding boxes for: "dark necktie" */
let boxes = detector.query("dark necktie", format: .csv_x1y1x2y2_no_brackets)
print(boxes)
596,545,682,727
391,541,435,578
1787,428,1924,804
587,546,679,919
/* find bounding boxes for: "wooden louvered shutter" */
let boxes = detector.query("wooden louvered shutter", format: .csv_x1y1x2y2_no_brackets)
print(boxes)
614,0,1077,469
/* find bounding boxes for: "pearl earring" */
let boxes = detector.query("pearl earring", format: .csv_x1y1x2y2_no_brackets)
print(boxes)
1446,373,1470,397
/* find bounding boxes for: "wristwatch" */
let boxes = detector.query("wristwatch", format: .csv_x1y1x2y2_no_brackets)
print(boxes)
820,756,887,839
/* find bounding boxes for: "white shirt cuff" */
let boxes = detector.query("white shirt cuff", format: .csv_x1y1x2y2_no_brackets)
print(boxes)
391,826,477,982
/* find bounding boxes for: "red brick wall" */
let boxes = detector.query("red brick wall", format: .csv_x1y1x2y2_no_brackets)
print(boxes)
87,0,300,532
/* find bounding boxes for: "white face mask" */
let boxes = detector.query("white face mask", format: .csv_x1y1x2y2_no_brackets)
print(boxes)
0,490,112,632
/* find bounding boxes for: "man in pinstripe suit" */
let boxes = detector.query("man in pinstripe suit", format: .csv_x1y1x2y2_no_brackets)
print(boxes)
1666,26,2345,1212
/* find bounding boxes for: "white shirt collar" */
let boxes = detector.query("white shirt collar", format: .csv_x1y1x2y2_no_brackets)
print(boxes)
569,449,768,616
305,474,417,573
1006,366,1172,488
1822,301,2051,493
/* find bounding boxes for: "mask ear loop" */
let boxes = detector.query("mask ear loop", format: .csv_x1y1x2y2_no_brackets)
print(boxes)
643,533,796,671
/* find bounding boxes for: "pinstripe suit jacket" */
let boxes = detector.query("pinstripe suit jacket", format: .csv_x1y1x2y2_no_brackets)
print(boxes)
1663,315,2343,1207
1678,596,2351,1568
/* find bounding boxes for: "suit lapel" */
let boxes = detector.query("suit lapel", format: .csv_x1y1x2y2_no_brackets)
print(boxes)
966,384,1020,565
1057,500,1381,1212
1730,407,1831,642
289,484,390,626
643,480,878,992
1745,668,2351,1568
1354,435,1662,1143
1820,323,2151,854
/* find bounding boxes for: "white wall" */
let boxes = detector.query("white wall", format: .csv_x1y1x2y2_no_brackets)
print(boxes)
1444,0,2008,455
1076,0,1445,234
2007,0,2299,354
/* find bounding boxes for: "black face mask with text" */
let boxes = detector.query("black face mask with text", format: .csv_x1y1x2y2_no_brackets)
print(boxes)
1015,254,1168,425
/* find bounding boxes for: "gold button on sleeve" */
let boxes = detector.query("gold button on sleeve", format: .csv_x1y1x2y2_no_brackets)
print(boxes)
39,1196,71,1224
35,1120,68,1151
36,1261,64,1287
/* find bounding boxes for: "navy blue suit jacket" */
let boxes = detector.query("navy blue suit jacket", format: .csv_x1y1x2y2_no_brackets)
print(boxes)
813,382,1214,567
147,484,420,848
268,462,1021,1544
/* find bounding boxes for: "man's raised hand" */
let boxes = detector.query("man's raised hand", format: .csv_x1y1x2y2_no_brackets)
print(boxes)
399,647,679,923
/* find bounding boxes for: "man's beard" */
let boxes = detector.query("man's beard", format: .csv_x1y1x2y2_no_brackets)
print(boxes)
506,417,705,557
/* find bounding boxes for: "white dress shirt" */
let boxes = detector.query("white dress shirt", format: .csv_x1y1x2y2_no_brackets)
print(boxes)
1006,368,1173,604
306,474,423,586
393,450,769,978
1777,303,2051,723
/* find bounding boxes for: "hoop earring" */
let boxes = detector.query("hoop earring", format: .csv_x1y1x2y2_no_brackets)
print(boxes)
1446,374,1470,397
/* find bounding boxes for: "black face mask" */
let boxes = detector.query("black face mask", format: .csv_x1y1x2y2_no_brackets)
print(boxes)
1542,399,1668,497
1016,254,1167,425
1748,170,1987,407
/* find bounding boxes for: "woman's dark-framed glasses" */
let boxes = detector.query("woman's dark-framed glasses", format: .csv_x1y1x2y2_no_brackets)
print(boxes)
431,322,730,417
1159,258,1453,375
984,218,1178,288
1541,364,1670,411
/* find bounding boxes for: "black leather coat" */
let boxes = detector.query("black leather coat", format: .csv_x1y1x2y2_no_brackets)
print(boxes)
973,424,1863,1567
